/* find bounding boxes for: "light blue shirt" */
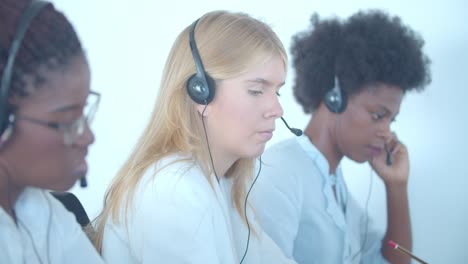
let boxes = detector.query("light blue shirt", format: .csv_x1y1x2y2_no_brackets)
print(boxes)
251,136,388,264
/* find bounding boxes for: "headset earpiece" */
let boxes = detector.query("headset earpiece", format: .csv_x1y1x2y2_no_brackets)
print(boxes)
187,71,215,105
0,114,15,145
324,76,347,113
186,19,215,105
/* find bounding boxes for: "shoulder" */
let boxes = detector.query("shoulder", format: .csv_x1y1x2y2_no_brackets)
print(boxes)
105,155,220,261
42,190,84,236
259,137,309,182
264,137,302,157
132,154,216,216
18,189,88,245
262,137,309,170
17,188,79,228
50,191,90,227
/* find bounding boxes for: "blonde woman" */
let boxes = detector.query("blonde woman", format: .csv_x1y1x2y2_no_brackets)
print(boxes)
95,10,296,264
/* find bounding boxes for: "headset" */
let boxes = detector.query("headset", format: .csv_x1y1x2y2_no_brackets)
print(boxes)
0,1,89,187
186,19,216,105
324,75,390,261
1,2,52,263
324,76,348,114
187,18,250,263
186,18,302,138
0,0,49,145
187,18,300,264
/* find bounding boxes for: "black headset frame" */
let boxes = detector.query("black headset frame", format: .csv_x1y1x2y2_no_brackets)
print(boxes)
186,18,216,105
324,76,348,113
0,0,49,142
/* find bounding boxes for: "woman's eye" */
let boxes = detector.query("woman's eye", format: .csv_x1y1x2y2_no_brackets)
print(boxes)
371,112,385,120
248,90,263,96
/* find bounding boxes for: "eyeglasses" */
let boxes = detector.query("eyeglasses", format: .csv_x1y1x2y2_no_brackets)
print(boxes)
16,91,101,146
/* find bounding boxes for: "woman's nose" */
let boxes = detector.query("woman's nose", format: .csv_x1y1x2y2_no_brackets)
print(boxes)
73,122,95,147
264,93,284,119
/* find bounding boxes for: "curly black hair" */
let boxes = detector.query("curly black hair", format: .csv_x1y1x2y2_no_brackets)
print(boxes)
0,0,83,98
291,9,431,113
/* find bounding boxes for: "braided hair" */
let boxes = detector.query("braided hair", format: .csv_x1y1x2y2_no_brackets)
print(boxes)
0,0,83,98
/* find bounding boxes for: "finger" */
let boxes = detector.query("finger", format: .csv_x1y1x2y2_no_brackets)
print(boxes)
383,132,395,149
387,132,406,153
391,144,402,155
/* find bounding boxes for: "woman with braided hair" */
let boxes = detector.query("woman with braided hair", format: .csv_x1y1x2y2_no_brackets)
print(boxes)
0,0,104,263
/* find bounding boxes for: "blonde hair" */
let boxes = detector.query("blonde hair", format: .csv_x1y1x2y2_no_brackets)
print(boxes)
94,10,287,251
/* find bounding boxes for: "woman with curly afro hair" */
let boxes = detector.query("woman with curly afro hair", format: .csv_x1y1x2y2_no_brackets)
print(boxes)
252,9,431,264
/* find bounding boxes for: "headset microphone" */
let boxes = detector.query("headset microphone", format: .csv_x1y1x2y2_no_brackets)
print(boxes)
281,117,303,136
386,150,393,166
80,177,87,188
384,144,393,166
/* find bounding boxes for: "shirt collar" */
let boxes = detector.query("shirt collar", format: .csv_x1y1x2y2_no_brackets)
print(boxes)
296,135,348,229
296,135,344,183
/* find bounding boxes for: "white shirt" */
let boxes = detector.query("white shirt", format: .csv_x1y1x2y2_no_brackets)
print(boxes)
101,154,295,264
0,187,104,264
251,136,389,264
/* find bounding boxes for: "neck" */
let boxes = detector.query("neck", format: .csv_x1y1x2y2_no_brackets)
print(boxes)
208,146,237,181
0,160,22,222
305,107,344,175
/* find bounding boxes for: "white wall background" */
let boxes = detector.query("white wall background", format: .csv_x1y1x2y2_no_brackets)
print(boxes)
50,0,467,263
